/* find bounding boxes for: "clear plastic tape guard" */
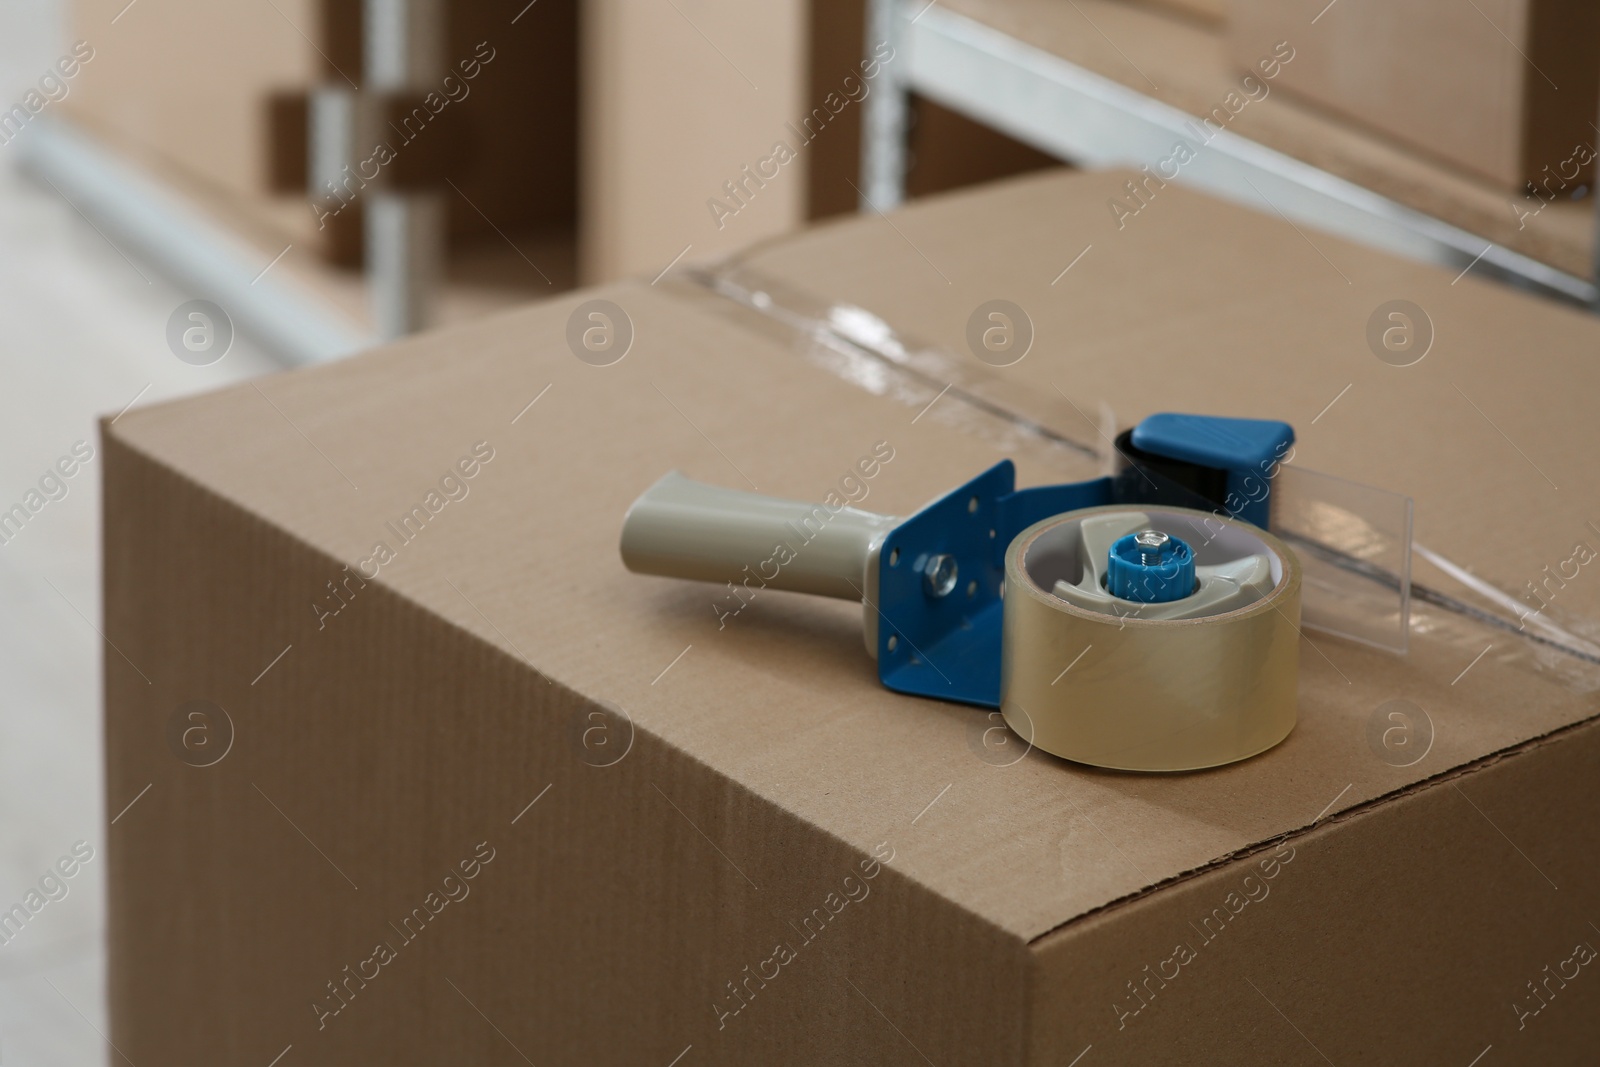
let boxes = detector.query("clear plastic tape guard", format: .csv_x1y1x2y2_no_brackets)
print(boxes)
1268,464,1413,655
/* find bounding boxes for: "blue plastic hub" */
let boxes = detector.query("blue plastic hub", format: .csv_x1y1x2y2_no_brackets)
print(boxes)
1107,530,1196,603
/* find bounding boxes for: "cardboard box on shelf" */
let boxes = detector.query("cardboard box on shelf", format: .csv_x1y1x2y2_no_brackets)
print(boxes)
64,0,579,268
63,0,324,248
104,169,1600,1064
1229,0,1600,191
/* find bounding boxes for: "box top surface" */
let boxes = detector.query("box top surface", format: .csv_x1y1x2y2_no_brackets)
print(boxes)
111,169,1600,943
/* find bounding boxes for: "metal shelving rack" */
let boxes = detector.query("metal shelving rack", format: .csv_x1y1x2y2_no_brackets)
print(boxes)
860,0,1599,310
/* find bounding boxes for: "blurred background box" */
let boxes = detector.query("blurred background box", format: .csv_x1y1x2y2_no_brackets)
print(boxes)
1230,0,1600,191
596,0,1058,276
59,0,580,340
62,0,326,253
66,0,578,269
52,0,1058,347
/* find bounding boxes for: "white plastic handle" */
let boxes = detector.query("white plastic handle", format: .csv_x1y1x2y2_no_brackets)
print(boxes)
620,472,899,601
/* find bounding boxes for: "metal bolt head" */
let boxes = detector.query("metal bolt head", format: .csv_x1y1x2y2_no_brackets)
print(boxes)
1133,529,1169,564
924,553,959,598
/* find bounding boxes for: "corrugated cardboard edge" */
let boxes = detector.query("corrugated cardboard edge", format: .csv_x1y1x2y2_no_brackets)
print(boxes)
1023,708,1600,1063
1027,710,1600,951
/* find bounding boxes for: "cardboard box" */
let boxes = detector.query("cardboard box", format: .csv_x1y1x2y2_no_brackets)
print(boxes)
64,0,579,265
104,169,1600,1064
579,0,810,281
1229,0,1600,190
63,0,323,247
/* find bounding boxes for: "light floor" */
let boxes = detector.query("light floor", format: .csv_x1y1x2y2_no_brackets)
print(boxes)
0,7,280,1064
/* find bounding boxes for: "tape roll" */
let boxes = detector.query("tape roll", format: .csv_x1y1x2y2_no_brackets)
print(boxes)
1001,505,1301,772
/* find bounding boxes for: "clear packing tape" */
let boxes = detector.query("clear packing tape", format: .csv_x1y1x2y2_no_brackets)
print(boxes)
1118,459,1414,655
681,262,1600,766
1002,504,1304,771
1271,465,1412,653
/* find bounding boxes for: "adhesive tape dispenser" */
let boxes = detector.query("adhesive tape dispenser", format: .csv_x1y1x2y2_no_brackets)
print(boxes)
622,413,1323,772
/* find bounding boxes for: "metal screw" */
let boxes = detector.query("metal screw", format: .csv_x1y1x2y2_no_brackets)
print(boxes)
1133,529,1169,565
924,553,959,598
